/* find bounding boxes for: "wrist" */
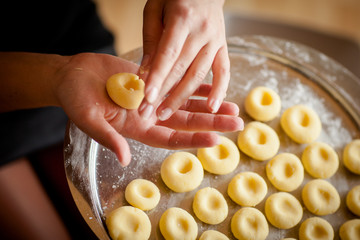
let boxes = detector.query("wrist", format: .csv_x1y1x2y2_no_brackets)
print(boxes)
0,52,70,112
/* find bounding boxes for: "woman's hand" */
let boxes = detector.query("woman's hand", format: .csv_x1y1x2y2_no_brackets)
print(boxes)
139,0,229,121
55,53,242,167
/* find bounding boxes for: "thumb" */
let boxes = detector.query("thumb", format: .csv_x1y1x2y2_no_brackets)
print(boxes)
77,116,132,167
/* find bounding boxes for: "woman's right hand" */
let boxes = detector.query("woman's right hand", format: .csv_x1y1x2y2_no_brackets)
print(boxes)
54,53,243,166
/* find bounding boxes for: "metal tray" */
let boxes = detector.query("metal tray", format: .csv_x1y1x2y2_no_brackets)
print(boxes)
64,35,360,239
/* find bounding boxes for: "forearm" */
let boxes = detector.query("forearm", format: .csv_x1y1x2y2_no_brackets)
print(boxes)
0,52,70,112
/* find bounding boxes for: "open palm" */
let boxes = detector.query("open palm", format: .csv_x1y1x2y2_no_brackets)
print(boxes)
54,53,243,166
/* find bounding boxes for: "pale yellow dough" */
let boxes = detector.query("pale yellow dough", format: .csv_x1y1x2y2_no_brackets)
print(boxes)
159,207,198,240
280,105,322,144
106,206,151,240
339,219,360,240
245,86,281,122
227,172,267,207
301,142,339,179
231,207,269,240
237,121,280,161
125,179,160,211
346,184,360,216
299,217,334,240
106,72,145,109
302,179,340,216
265,192,303,229
199,230,229,240
197,136,240,175
266,153,304,192
161,152,203,193
343,139,360,175
192,187,228,225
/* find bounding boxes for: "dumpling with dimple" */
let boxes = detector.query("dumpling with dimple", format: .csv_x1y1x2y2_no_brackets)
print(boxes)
231,207,269,240
301,142,339,179
192,187,228,225
125,179,160,211
227,172,267,207
237,121,280,161
106,206,151,240
197,136,240,175
299,217,334,240
265,192,303,229
106,73,145,109
161,152,204,193
302,179,340,216
266,153,304,192
245,86,281,122
159,207,198,240
343,139,360,175
280,105,322,144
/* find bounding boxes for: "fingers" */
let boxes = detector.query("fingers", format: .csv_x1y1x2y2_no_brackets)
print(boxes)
207,45,230,112
141,125,220,149
158,110,244,132
156,44,217,121
142,17,190,104
179,99,239,116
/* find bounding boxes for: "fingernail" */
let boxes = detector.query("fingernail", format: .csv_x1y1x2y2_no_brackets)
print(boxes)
159,107,173,121
138,101,147,112
139,55,150,75
210,99,221,113
238,118,245,131
146,87,158,104
141,104,154,120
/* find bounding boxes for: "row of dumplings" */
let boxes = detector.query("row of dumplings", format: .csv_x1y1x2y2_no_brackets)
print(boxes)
105,86,359,240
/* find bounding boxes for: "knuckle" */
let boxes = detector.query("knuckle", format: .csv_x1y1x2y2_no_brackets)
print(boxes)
190,69,208,84
200,20,211,34
171,62,186,78
160,46,180,60
175,4,192,20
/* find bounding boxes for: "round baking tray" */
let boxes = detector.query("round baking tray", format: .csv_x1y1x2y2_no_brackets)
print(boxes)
64,35,360,239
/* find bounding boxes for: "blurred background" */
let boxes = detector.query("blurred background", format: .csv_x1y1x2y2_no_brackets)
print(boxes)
94,0,360,77
95,0,360,54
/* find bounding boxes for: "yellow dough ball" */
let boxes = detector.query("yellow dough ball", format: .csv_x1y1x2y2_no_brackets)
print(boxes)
159,207,198,240
302,179,340,216
265,192,303,229
197,136,240,175
280,105,322,144
346,185,360,216
301,142,339,179
227,172,267,207
106,72,145,109
231,207,269,240
125,179,160,211
299,217,334,240
199,230,229,240
161,152,204,193
343,139,360,175
245,86,281,122
192,187,228,225
339,219,360,240
106,206,151,240
266,153,304,192
237,121,280,161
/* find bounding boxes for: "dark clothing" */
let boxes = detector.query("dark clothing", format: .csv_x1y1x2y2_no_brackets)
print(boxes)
1,0,114,55
0,0,115,165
